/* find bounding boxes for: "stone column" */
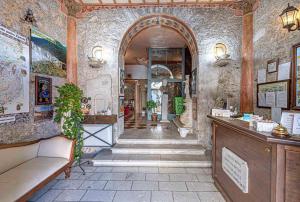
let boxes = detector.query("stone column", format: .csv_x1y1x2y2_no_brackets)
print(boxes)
240,12,254,113
66,16,78,84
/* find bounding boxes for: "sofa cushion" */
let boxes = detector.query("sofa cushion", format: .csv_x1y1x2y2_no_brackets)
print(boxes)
38,136,73,160
0,157,69,202
0,143,40,175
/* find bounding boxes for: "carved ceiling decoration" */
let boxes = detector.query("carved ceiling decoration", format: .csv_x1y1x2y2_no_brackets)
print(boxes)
58,0,259,17
119,15,198,58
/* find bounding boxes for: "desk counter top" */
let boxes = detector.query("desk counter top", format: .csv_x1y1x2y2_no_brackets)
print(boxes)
83,115,118,124
207,115,300,147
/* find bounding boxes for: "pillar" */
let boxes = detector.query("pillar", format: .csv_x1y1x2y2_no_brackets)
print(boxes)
66,16,78,84
240,12,254,113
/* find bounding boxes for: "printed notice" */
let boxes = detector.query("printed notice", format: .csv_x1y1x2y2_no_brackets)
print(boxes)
292,113,300,135
281,112,294,134
258,92,266,107
257,69,266,84
276,91,288,108
278,62,291,81
271,107,282,123
266,92,276,107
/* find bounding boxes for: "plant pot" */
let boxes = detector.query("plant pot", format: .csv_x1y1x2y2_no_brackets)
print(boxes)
151,113,158,122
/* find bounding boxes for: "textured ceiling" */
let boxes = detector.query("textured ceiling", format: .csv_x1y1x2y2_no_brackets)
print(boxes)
77,0,240,7
125,26,186,64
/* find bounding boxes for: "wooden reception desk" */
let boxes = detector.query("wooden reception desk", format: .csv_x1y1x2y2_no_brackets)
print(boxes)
208,115,300,202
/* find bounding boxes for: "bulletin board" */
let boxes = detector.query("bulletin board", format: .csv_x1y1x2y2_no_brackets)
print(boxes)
257,79,290,109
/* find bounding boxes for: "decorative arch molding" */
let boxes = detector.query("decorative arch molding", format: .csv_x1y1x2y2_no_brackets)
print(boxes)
118,14,199,58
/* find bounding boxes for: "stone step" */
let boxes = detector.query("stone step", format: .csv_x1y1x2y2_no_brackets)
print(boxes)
111,144,205,155
92,150,211,168
117,138,198,145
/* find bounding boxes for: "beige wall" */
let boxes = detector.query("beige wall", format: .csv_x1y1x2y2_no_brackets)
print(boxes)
0,0,67,143
253,0,300,118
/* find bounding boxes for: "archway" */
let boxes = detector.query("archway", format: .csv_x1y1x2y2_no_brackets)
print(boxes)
118,14,199,135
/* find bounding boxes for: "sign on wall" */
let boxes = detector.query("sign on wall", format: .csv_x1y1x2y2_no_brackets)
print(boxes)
0,25,30,115
222,147,249,193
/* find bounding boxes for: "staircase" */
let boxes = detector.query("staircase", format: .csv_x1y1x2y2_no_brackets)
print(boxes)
92,135,211,168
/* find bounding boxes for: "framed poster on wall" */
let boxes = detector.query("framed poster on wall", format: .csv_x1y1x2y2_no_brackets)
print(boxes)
119,96,125,117
35,76,52,105
119,68,125,96
191,69,197,95
292,43,300,109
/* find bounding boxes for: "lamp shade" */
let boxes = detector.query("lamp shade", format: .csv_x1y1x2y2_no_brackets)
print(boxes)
280,4,299,31
92,46,103,61
214,43,227,59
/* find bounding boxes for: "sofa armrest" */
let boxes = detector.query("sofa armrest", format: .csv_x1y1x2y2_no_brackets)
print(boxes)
37,136,75,161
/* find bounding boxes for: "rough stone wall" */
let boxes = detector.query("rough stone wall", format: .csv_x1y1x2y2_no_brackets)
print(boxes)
0,0,67,143
77,7,242,147
253,0,300,118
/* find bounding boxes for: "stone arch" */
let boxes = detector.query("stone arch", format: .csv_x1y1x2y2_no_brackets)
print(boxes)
118,14,199,61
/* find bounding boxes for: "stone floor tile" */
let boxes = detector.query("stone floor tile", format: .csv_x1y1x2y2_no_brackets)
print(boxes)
104,181,132,190
99,172,127,181
86,173,103,180
29,180,59,201
196,174,214,182
146,173,169,181
132,181,158,191
112,167,139,173
113,191,151,202
34,190,63,202
79,180,107,190
139,167,159,173
81,190,116,202
159,168,186,174
55,190,86,201
185,168,207,174
159,182,187,191
186,182,217,192
126,172,145,181
52,179,84,190
151,191,173,202
173,192,200,202
169,174,198,182
77,172,95,180
95,167,113,172
68,172,82,180
197,192,225,202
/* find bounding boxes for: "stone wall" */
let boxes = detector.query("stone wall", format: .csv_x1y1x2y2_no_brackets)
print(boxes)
77,7,242,147
253,0,300,118
0,0,67,143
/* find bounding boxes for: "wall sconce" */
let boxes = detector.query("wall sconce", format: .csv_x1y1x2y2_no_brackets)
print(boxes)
20,8,37,26
214,43,231,67
88,46,105,68
280,3,300,32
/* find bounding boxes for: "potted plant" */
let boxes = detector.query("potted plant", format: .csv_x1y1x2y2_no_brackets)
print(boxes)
147,100,158,122
54,83,84,163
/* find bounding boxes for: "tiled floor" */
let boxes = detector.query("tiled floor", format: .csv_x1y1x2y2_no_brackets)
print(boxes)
29,165,225,202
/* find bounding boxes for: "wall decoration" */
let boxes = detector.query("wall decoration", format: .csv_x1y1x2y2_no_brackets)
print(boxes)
119,69,125,96
34,105,53,122
292,43,300,109
191,69,197,95
119,96,125,117
31,28,67,78
267,58,279,73
35,76,52,105
257,80,290,109
0,25,30,115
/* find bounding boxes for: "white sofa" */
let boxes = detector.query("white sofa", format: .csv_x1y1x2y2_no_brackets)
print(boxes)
0,136,75,202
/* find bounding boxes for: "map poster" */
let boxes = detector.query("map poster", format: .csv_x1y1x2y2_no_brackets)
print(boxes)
31,28,67,78
0,25,30,115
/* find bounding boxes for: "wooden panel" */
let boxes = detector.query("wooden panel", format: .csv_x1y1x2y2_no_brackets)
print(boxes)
214,124,272,202
285,146,300,202
83,115,118,124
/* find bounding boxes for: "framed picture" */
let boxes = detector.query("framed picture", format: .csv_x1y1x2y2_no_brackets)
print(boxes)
191,69,197,95
257,79,290,109
119,96,125,117
31,28,67,78
119,69,125,96
267,58,279,73
35,76,52,105
292,43,300,109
